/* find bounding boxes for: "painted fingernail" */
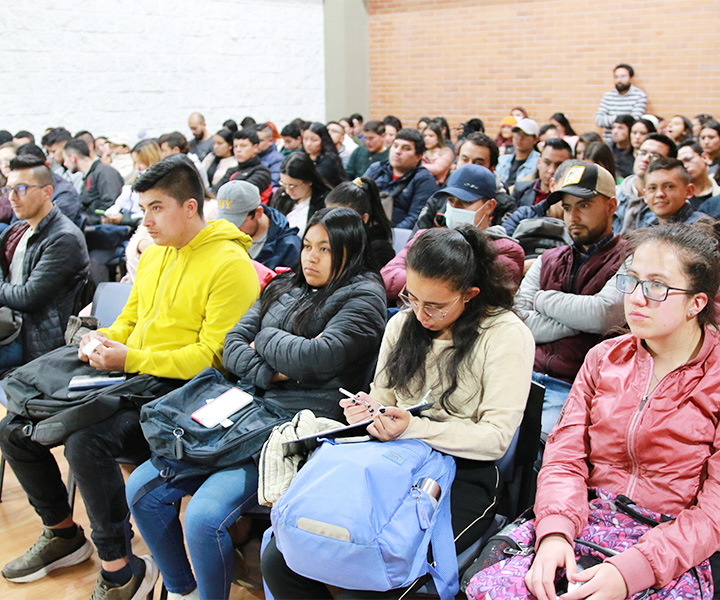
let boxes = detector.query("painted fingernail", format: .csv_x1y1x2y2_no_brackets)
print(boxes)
351,399,357,405
368,408,375,414
378,407,387,414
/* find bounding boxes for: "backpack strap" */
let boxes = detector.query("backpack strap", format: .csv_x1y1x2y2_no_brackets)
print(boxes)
614,494,673,526
427,477,461,600
400,458,459,600
25,393,124,445
127,462,177,510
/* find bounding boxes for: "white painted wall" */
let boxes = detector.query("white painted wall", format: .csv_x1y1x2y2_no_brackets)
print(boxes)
0,0,325,145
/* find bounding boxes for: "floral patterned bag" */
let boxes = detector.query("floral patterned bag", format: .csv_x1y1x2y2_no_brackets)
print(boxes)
465,488,714,600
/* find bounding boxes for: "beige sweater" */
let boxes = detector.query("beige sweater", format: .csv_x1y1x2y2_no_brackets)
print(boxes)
370,309,535,461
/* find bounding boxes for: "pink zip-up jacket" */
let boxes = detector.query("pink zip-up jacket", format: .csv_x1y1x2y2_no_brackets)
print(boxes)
534,328,720,596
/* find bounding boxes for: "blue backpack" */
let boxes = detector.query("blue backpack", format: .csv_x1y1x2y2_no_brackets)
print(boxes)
271,438,458,599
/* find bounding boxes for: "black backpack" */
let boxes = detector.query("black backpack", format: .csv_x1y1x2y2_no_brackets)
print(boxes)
3,345,181,445
511,217,573,259
139,367,293,484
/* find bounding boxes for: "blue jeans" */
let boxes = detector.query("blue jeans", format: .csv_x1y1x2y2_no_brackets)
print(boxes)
0,337,23,371
126,459,259,599
532,371,573,436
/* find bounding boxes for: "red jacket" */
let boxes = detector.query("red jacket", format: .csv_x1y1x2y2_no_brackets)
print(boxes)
534,329,720,595
381,228,524,301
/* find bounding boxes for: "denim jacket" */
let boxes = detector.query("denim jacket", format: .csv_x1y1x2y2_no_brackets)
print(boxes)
496,150,540,188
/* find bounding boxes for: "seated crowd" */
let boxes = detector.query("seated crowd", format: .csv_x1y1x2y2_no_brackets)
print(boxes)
0,61,719,600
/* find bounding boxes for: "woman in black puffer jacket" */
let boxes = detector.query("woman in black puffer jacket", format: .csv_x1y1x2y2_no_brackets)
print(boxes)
223,206,387,420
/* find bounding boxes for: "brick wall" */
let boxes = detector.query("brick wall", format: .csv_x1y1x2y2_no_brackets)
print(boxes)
368,0,720,139
0,0,325,144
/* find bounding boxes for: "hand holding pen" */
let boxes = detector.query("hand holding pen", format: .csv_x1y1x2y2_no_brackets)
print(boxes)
339,388,381,424
368,388,433,439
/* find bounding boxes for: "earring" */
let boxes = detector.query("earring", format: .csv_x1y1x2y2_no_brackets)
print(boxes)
688,311,697,318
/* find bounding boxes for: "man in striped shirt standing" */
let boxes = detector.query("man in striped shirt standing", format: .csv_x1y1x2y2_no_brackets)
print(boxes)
596,63,648,143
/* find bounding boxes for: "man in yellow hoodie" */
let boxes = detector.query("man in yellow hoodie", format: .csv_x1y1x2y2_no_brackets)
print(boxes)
0,155,260,599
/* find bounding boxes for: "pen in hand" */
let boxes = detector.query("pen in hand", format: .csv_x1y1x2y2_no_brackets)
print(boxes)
339,387,374,413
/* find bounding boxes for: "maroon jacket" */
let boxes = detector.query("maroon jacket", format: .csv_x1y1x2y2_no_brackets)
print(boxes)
534,235,626,381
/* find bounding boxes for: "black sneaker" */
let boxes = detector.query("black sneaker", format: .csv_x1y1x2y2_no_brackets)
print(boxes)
89,555,158,600
2,526,93,583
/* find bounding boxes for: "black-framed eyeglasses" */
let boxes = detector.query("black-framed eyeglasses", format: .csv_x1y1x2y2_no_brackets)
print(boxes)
398,288,461,320
616,273,693,302
1,184,45,198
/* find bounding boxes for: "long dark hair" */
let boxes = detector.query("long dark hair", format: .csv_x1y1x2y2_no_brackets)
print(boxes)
432,117,452,144
584,141,616,178
306,122,339,156
671,115,693,143
383,226,515,412
423,121,447,150
324,177,392,242
258,207,379,336
269,152,332,215
550,112,577,137
305,122,346,187
207,128,234,183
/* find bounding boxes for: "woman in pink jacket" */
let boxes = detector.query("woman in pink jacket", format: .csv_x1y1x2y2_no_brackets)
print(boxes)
526,222,720,600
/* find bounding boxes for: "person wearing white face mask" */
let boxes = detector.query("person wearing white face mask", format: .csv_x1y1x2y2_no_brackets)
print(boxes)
381,164,526,303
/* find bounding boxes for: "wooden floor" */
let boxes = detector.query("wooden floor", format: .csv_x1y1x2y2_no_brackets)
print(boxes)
0,409,264,600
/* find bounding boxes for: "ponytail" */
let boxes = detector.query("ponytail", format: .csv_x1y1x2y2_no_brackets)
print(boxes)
324,176,392,242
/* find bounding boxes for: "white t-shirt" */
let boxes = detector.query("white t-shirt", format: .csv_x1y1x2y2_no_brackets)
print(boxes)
287,198,311,237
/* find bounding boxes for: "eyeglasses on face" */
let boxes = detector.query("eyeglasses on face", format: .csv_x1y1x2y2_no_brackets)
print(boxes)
637,149,662,160
1,184,45,198
679,154,701,165
615,273,692,302
280,181,306,191
398,288,462,320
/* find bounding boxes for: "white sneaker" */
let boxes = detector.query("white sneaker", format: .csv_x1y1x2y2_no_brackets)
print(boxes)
167,588,200,600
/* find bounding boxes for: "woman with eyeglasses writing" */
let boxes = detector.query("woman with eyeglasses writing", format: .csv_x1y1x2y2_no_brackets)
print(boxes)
469,222,720,600
262,225,535,598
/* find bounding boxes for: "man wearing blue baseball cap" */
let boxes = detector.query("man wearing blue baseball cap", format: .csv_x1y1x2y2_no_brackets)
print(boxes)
381,164,525,301
435,162,499,229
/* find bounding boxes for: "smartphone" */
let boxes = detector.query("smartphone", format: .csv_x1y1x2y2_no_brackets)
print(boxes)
191,388,253,428
68,373,126,391
555,554,603,594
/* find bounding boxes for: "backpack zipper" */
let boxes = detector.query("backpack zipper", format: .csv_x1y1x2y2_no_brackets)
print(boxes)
178,420,283,462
